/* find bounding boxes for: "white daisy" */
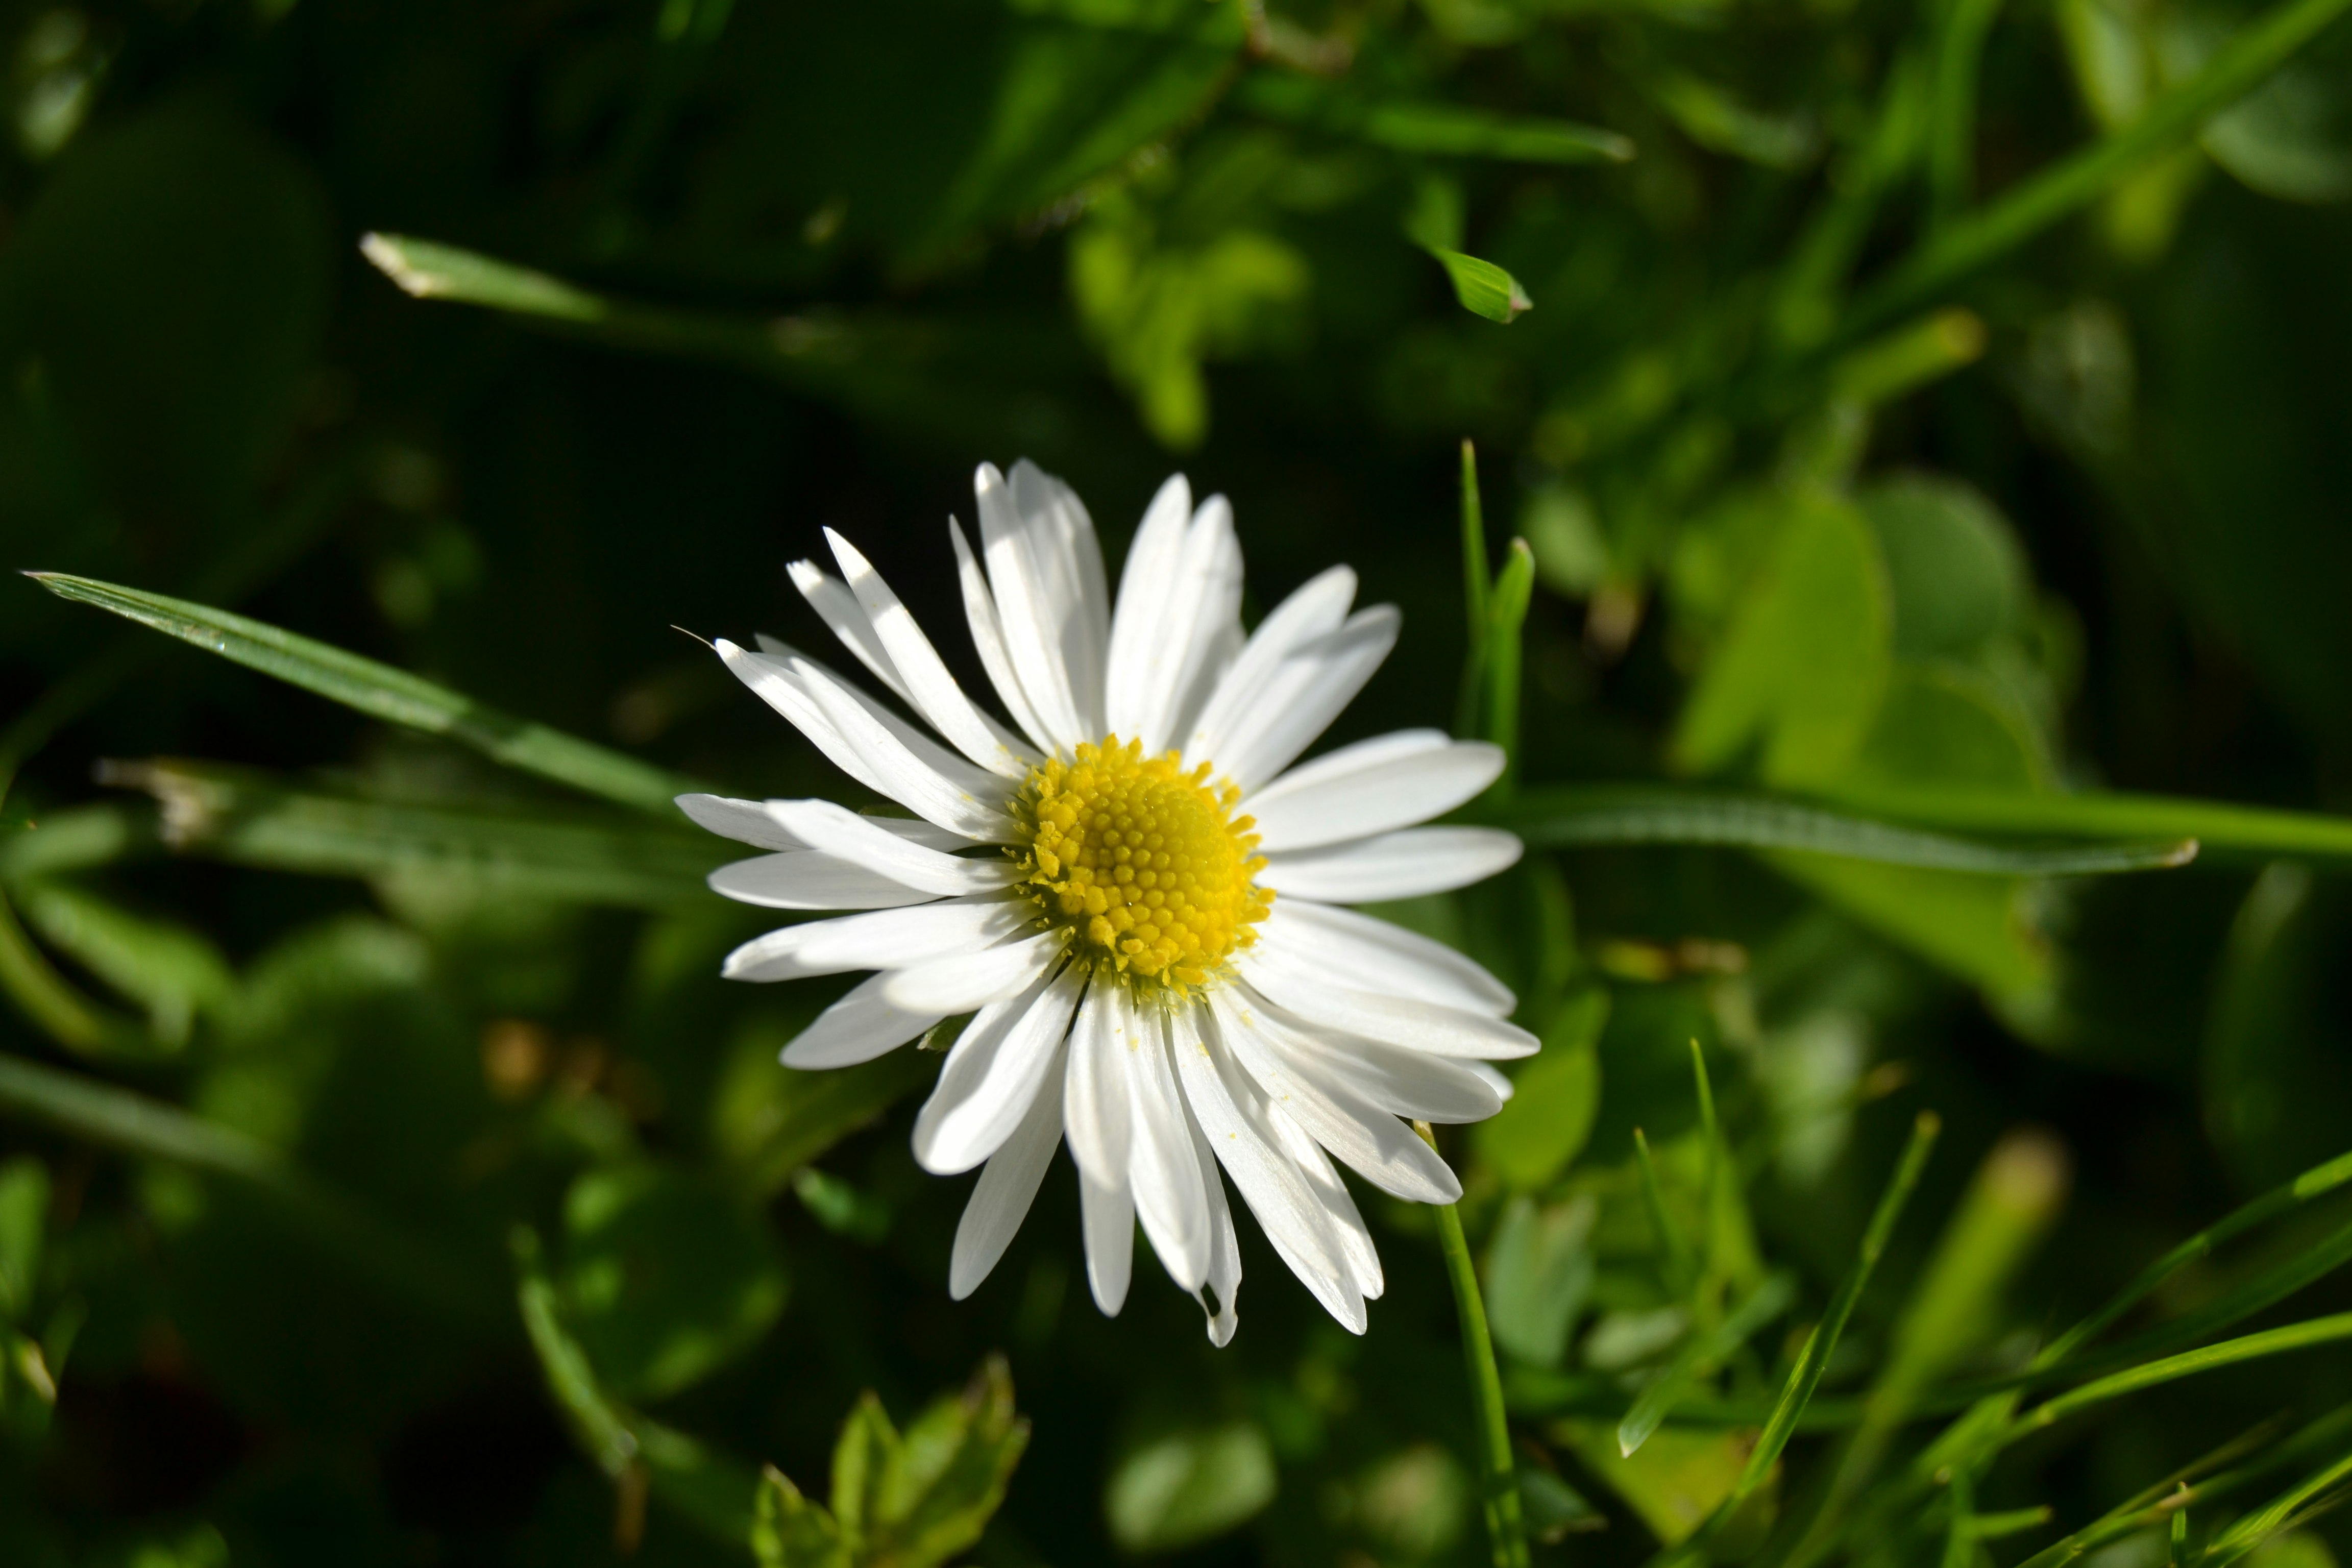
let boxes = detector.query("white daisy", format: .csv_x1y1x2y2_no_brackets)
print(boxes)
682,460,1533,1343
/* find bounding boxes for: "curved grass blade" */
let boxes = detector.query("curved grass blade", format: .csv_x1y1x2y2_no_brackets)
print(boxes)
2012,1315,2352,1441
1499,787,2195,874
1619,1271,1798,1458
26,574,705,816
1824,783,2352,863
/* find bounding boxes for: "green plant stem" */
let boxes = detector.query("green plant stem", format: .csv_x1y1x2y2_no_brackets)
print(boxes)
1416,1120,1529,1568
1485,541,1534,799
1455,439,1491,740
1844,0,2352,336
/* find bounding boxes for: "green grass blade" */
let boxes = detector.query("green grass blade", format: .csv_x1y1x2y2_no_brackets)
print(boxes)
1456,440,1491,740
1499,786,2195,874
27,574,705,816
101,761,725,908
1432,250,1534,323
1635,1126,1697,1297
1486,540,1535,794
2204,1444,2352,1568
1619,1270,1798,1458
2059,1212,2352,1380
2014,1314,2352,1439
1844,0,2352,336
1735,1113,1940,1501
1824,783,2352,862
1233,72,1635,163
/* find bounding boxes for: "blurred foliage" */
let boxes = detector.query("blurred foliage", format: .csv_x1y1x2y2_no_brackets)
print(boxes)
4,0,2352,1564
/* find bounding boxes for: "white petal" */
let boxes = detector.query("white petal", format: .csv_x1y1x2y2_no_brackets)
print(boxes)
1208,986,1461,1204
788,559,912,704
1214,607,1401,794
949,1041,1067,1300
949,518,1055,755
709,853,946,916
761,799,1015,897
1184,1100,1243,1348
1125,1010,1212,1290
1013,460,1111,734
912,961,1083,1173
715,896,1029,983
1237,945,1537,1060
825,530,1032,778
1133,497,1242,755
1260,827,1524,902
1467,1061,1516,1104
1062,980,1131,1188
717,637,892,798
1275,1024,1504,1124
777,650,1019,841
1261,1103,1384,1300
678,793,968,853
883,929,1063,1015
1245,734,1505,852
1183,566,1356,768
1079,1167,1135,1315
1105,474,1192,741
1255,899,1515,1017
976,462,1087,751
1172,1005,1363,1332
779,972,943,1067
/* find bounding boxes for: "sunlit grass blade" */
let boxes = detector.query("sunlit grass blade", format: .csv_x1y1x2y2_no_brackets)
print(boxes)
2010,1314,2352,1441
1486,540,1534,795
512,1228,760,1546
1619,1271,1798,1458
2203,1443,2352,1568
1824,783,2352,862
1499,786,2196,874
27,574,704,816
0,1048,491,1322
100,760,726,908
2054,1214,2352,1381
1456,440,1491,740
1692,1039,1723,1282
1844,0,2352,336
1634,1126,1697,1297
1735,1113,1940,1503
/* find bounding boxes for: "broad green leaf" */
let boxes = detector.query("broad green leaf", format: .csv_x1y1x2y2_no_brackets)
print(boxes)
99,760,723,909
1859,478,2030,661
1674,491,1892,787
792,1356,1031,1568
1498,786,2193,874
1841,668,2048,793
1556,1420,1759,1549
2172,1,2352,201
560,1163,789,1402
2202,864,2352,1188
1483,1193,1597,1367
1349,1444,1473,1559
1476,987,1607,1190
513,1228,762,1542
27,575,703,814
0,1156,48,1325
1767,853,2051,1001
1235,72,1634,163
1429,249,1534,324
1106,1420,1278,1553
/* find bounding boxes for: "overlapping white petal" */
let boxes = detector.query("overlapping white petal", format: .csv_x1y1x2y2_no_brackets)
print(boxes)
687,459,1532,1344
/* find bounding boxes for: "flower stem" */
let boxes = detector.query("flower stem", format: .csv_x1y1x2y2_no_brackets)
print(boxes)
1418,1120,1530,1568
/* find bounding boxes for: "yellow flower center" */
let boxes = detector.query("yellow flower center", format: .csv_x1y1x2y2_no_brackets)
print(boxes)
1012,736,1272,994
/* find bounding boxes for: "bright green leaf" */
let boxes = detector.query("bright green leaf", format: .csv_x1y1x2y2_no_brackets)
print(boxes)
1429,248,1533,324
1482,1193,1597,1367
1106,1420,1278,1553
1476,987,1608,1190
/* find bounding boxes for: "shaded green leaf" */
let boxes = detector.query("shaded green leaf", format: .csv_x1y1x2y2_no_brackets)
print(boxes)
1483,1193,1598,1367
1106,1420,1278,1553
1476,987,1607,1190
1235,72,1634,163
1429,249,1534,324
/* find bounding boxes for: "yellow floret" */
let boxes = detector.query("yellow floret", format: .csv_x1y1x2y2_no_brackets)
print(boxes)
1010,736,1272,996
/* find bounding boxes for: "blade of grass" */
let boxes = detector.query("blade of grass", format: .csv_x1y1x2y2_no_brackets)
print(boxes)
1498,786,2196,874
1822,784,2352,861
1485,540,1535,798
1843,0,2352,337
1619,1271,1798,1458
26,574,706,816
1456,440,1491,740
1635,1127,1698,1297
0,1048,493,1324
1232,72,1635,163
1693,1039,1724,1283
2204,1445,2352,1568
2008,1314,2352,1441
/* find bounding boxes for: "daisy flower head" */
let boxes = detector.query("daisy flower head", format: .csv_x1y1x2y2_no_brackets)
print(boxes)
682,461,1534,1343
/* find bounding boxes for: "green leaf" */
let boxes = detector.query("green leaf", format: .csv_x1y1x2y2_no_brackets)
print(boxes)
99,760,724,908
1673,491,1892,787
1476,987,1608,1190
712,1019,942,1196
1429,249,1534,324
1497,786,2195,874
25,575,704,815
9,878,234,1048
1859,477,2031,661
797,1356,1031,1568
560,1163,789,1403
1483,1193,1598,1367
754,1466,849,1568
1105,1420,1279,1553
2013,1312,2352,1439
